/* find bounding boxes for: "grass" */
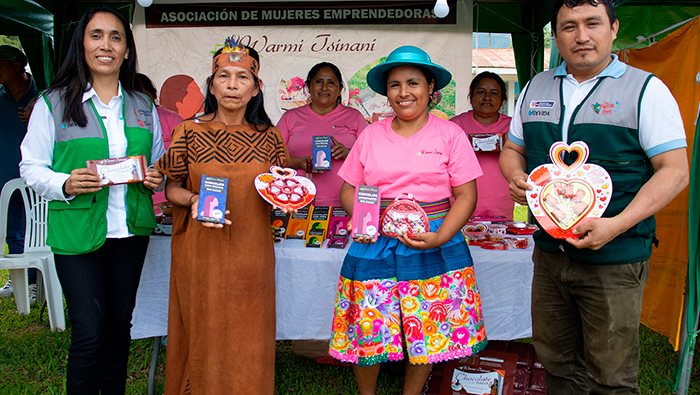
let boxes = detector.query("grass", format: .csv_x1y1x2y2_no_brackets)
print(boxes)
0,269,698,394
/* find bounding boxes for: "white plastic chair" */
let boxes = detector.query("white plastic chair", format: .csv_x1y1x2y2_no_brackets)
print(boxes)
0,178,65,331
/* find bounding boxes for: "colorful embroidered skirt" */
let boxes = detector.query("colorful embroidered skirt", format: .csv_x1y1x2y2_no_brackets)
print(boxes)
329,202,487,366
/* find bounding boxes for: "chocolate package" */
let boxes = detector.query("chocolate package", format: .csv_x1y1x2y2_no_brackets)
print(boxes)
270,208,291,238
312,135,332,171
197,175,228,224
86,155,147,186
327,206,350,249
285,206,311,239
438,350,517,395
306,206,331,248
423,342,545,395
351,185,380,240
468,133,504,152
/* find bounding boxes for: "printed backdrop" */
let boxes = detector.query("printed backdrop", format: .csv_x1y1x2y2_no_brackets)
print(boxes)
132,0,472,124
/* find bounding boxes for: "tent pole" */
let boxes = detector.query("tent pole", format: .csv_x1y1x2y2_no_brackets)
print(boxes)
529,0,536,80
675,268,698,395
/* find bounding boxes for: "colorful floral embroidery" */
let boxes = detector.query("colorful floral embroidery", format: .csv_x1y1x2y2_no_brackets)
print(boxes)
329,267,487,365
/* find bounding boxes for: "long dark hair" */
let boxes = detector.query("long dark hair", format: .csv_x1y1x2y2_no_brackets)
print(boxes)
305,62,344,105
202,45,271,132
135,73,157,103
47,6,138,127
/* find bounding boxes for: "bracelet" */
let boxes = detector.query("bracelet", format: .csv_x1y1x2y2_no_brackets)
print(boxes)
189,192,198,206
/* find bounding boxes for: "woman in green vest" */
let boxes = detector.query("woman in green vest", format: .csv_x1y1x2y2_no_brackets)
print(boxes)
19,6,165,394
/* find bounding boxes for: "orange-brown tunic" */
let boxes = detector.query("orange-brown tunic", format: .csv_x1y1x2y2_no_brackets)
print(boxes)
156,119,288,394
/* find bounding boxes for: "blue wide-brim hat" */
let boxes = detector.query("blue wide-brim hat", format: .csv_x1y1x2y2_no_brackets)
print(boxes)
366,46,452,96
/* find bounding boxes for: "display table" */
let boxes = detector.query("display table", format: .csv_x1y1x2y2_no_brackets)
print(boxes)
131,236,534,341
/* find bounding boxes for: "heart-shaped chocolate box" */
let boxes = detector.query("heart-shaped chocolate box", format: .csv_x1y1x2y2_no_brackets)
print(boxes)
526,141,612,239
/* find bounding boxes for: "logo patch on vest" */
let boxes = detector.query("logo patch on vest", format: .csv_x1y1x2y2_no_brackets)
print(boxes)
60,122,79,129
591,101,620,115
137,119,146,128
134,109,152,117
529,100,555,108
528,109,551,117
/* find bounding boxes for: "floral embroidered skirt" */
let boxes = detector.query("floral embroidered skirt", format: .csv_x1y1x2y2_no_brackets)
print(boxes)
329,217,487,366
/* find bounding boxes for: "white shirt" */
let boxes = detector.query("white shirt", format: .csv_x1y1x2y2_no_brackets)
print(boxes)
509,54,687,158
20,84,165,238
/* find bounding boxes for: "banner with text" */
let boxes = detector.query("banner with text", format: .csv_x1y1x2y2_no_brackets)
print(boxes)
133,0,471,124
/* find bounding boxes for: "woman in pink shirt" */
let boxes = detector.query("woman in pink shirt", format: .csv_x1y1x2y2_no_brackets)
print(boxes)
136,73,184,213
277,62,367,207
450,72,512,219
329,46,487,395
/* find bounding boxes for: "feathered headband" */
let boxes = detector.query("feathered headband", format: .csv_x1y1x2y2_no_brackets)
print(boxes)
212,36,259,77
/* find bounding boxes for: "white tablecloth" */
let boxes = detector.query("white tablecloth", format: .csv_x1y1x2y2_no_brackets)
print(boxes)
131,236,534,341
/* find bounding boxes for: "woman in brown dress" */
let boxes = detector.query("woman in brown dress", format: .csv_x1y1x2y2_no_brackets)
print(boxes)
156,37,288,394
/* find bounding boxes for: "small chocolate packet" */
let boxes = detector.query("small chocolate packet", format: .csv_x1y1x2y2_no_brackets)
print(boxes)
197,175,228,224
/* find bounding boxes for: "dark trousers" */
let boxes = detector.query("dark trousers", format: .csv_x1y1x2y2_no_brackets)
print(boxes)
55,236,149,395
7,191,36,283
531,247,648,395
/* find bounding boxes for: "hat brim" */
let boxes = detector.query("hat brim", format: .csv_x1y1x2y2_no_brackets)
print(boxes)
366,60,452,96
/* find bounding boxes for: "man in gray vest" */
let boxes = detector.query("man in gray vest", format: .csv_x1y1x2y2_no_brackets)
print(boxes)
500,0,689,393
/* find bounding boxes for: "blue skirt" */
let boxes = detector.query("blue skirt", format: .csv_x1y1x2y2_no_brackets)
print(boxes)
330,217,488,365
342,217,475,282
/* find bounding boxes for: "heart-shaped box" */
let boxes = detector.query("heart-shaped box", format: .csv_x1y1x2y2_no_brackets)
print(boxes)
254,166,316,210
526,141,612,239
379,194,429,238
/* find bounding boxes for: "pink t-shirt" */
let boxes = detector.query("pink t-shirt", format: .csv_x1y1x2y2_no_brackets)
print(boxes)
450,110,512,219
339,114,482,203
154,105,184,212
157,105,184,150
277,104,367,206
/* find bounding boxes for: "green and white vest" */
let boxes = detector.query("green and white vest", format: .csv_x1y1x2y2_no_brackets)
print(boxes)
520,66,655,264
43,89,157,255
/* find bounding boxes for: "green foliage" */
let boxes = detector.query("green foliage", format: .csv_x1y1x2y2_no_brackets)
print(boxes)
0,36,23,50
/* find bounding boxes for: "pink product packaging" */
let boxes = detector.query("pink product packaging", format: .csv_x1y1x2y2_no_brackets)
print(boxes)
328,207,350,238
328,206,350,249
351,185,380,240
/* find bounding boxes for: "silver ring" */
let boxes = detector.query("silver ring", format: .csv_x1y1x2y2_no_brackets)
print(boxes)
79,181,82,188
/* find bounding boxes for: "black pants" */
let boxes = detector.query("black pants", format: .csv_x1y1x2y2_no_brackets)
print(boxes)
55,236,150,395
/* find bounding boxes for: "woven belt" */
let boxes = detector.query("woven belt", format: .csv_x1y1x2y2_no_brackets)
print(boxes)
379,198,451,221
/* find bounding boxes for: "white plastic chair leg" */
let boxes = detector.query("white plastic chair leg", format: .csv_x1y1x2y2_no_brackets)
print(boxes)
43,258,65,331
10,268,29,315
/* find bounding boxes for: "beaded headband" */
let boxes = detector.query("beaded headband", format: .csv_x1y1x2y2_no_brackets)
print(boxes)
212,36,259,77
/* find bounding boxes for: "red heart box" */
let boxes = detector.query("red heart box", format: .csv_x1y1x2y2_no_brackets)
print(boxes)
254,166,316,210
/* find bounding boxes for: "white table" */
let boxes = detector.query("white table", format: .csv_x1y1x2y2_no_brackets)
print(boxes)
131,236,534,341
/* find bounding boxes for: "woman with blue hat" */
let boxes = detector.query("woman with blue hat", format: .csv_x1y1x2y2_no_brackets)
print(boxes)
329,45,487,394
